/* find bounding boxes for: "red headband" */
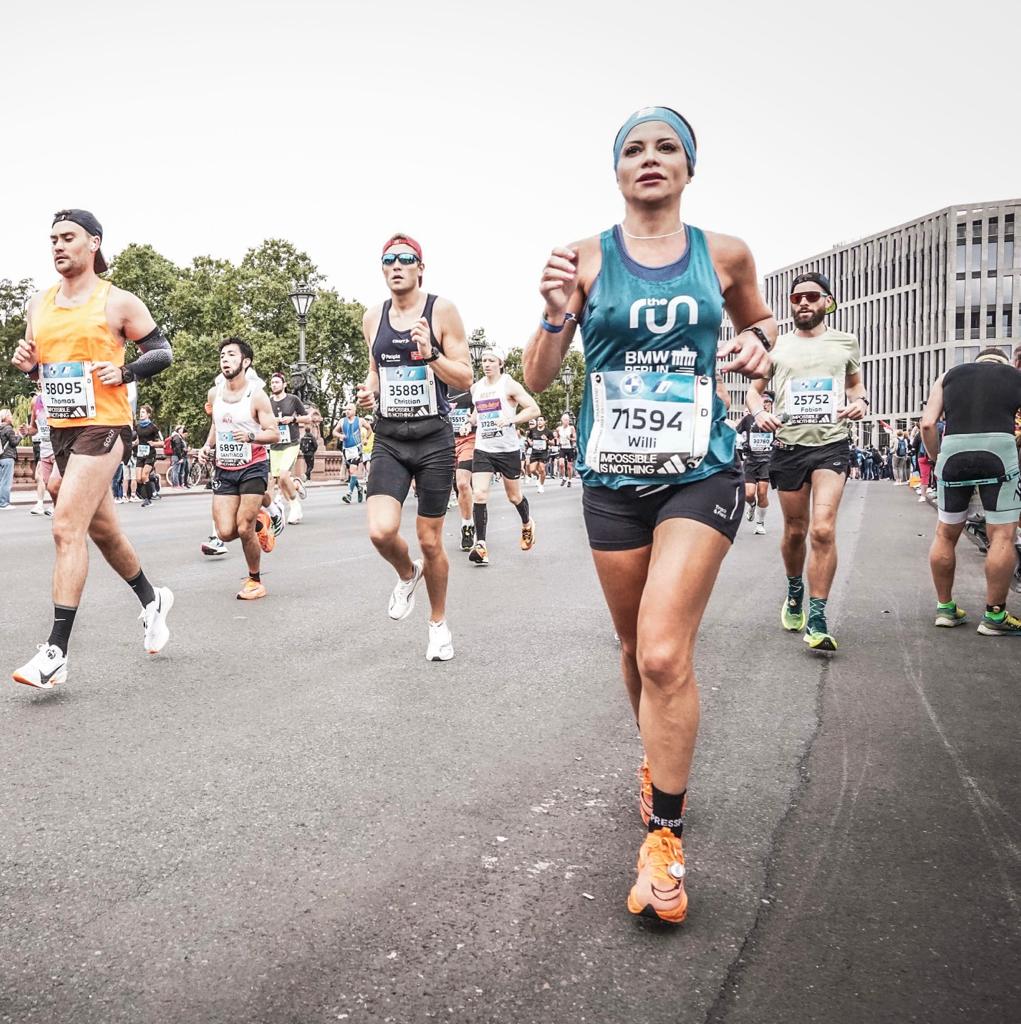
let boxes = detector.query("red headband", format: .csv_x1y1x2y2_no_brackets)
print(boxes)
382,234,423,261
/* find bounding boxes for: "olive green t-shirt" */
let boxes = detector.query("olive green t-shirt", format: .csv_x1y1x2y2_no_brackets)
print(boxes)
769,328,862,447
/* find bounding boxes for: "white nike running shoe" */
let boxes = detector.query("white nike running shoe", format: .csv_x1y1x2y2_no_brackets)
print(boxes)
201,535,227,556
426,620,454,662
287,498,303,525
754,522,766,535
388,559,423,621
140,586,174,654
12,644,67,689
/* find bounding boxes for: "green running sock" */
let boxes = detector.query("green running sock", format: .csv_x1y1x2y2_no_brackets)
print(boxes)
937,600,957,612
985,605,1006,622
786,575,804,608
808,596,828,634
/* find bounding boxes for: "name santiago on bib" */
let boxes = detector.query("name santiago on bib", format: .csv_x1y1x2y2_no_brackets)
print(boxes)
586,345,713,476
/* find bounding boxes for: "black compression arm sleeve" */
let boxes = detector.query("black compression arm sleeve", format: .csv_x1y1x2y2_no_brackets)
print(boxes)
124,328,173,379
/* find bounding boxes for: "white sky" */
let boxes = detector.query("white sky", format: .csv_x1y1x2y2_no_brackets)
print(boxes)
3,0,1017,347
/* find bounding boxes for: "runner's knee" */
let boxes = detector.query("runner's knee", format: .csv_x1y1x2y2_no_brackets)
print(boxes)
810,521,836,548
638,643,693,690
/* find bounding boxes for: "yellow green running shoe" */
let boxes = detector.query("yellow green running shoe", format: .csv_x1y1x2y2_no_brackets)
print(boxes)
804,629,837,652
934,604,967,628
781,597,806,632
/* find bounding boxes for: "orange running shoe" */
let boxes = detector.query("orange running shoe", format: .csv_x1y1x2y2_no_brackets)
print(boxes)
256,510,275,552
639,758,653,826
626,827,688,924
236,577,267,601
520,520,536,551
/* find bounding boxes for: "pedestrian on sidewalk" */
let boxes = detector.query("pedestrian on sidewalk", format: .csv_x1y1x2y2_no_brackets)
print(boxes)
0,409,19,508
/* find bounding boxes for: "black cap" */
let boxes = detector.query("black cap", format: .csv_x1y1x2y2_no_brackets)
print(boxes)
791,272,836,313
52,209,107,273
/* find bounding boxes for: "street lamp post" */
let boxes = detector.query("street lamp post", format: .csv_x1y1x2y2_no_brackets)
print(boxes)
560,364,575,417
288,280,317,402
467,334,486,372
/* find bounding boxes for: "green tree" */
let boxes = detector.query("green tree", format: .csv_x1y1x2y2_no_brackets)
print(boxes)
0,277,36,409
503,346,585,423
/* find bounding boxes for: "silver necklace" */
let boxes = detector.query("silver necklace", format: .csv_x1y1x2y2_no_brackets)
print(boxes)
620,224,684,240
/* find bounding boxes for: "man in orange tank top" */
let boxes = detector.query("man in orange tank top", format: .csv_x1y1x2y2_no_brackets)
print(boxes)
9,209,175,690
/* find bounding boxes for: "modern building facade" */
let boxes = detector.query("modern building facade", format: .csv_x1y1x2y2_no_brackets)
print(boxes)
723,199,1020,444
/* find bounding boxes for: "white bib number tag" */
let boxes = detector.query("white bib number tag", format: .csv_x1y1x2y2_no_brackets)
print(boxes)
748,431,774,454
41,362,97,420
278,422,291,445
216,430,251,468
344,445,360,460
379,365,437,418
449,407,471,434
476,397,512,444
531,437,547,452
786,377,842,425
136,444,151,458
587,371,714,476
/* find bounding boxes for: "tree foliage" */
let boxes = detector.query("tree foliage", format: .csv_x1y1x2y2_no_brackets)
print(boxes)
502,345,585,423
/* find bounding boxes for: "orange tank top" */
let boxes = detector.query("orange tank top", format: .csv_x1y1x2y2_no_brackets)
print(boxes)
32,279,131,428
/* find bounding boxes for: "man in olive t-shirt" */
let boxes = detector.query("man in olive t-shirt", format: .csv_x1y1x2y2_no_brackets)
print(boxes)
747,272,868,653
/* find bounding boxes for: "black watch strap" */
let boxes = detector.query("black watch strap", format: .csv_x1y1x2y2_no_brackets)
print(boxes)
120,366,136,384
423,346,441,364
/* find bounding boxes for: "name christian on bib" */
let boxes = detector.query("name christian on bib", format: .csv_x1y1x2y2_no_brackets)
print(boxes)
578,225,731,486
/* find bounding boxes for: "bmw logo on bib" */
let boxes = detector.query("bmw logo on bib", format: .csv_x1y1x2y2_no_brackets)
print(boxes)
621,374,644,396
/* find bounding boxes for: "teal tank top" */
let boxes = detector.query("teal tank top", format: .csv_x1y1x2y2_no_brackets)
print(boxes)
576,225,735,489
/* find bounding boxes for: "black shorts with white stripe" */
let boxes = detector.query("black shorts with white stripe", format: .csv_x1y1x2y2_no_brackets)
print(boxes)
581,464,744,551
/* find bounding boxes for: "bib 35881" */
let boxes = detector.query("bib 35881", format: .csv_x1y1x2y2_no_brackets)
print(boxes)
379,365,437,418
41,362,97,420
586,371,714,476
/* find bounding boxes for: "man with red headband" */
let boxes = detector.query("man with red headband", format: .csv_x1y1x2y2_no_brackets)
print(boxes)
357,233,473,662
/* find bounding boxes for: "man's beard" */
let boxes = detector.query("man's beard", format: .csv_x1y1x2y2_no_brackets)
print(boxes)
793,309,826,331
223,364,243,380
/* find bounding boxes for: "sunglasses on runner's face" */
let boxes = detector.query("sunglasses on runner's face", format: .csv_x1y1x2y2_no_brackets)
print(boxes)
790,291,826,304
382,253,421,266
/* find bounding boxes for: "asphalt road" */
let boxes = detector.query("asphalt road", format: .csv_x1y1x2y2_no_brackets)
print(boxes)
1,480,1017,1024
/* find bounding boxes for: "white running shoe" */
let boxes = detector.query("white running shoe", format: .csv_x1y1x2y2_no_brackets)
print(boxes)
140,586,174,654
426,620,454,662
268,501,287,536
537,483,545,494
201,535,227,556
745,503,755,522
388,559,423,621
287,498,303,525
12,644,67,689
30,501,45,516
754,522,766,535
294,480,307,500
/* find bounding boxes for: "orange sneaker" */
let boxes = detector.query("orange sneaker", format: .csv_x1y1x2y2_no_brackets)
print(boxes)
256,510,275,552
520,520,536,551
626,827,688,924
236,577,267,601
639,758,653,826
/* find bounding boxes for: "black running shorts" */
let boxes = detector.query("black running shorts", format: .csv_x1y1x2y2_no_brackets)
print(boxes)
742,456,771,483
472,448,522,480
213,462,270,497
367,423,455,518
51,425,133,475
769,440,850,492
582,465,744,550
560,447,577,463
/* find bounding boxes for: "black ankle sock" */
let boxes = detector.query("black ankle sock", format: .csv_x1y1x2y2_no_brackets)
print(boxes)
126,568,156,608
249,570,261,583
514,496,530,524
255,517,264,532
649,784,686,838
47,605,78,655
473,503,488,542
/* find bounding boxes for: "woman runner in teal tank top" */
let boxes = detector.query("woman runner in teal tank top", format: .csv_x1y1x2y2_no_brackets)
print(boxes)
522,106,776,925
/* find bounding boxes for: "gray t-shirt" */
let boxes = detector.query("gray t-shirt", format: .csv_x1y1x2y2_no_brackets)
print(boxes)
0,423,19,461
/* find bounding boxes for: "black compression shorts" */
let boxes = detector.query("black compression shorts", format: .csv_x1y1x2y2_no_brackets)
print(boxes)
582,465,744,550
367,423,455,518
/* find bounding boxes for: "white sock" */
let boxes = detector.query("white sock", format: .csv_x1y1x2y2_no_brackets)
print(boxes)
462,518,472,528
755,507,766,524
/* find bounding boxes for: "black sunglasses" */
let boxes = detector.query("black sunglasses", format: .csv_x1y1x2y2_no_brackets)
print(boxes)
382,253,420,266
790,290,826,304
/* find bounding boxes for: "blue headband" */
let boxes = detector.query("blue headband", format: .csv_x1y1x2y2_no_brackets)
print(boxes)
613,107,696,171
